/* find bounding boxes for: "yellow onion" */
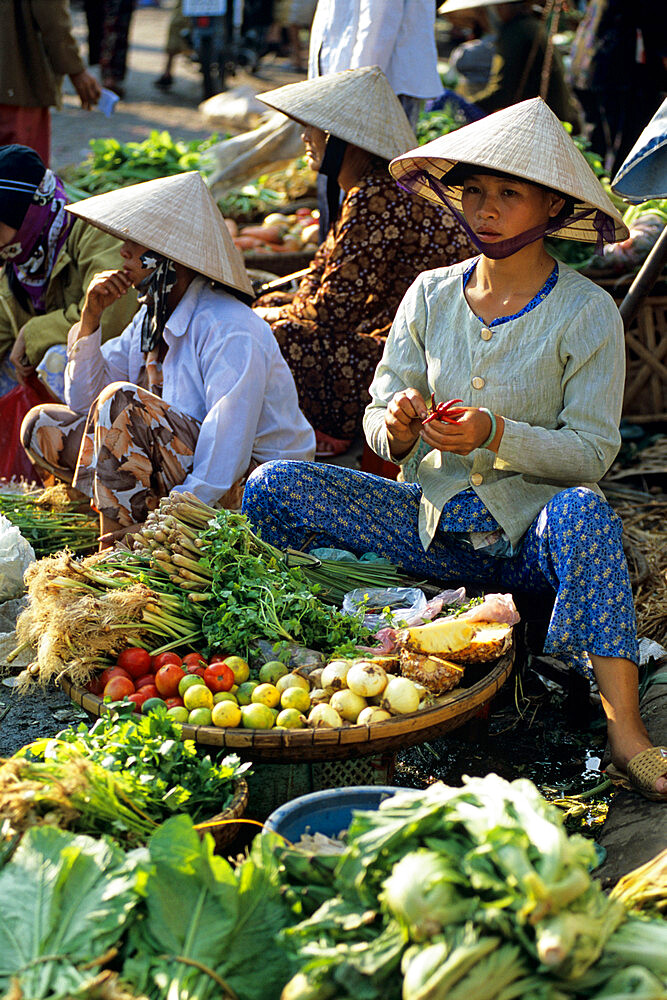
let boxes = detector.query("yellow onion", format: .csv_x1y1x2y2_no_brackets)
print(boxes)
330,688,367,722
357,706,392,725
346,660,388,698
382,676,420,715
308,703,343,728
320,659,351,690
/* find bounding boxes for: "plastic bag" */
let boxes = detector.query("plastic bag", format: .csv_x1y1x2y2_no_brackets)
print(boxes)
342,587,427,630
0,373,54,484
0,514,35,601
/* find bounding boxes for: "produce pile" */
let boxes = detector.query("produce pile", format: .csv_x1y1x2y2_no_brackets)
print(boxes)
227,207,320,257
62,131,223,198
0,484,97,558
272,777,667,1000
216,158,318,221
13,493,515,734
0,775,665,1000
1,710,248,848
12,493,400,687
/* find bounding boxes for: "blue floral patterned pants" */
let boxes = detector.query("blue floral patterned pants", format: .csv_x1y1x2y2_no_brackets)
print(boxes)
242,461,639,679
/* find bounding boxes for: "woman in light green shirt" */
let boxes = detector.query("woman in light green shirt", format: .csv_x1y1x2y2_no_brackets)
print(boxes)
242,99,667,802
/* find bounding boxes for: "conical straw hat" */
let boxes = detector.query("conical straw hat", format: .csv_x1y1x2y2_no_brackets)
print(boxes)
257,66,417,162
66,171,254,298
390,97,628,242
612,97,667,203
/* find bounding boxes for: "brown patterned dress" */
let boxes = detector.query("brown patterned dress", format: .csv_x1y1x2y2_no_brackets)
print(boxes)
256,163,475,440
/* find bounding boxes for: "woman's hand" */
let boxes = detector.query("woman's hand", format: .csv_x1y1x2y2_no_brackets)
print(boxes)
421,407,503,455
8,327,35,384
386,388,429,461
80,269,133,336
253,305,284,323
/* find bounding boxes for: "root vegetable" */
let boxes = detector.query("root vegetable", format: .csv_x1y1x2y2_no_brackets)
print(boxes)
308,703,343,728
381,676,420,715
301,222,320,245
346,660,387,698
357,706,392,724
329,688,367,722
320,659,350,690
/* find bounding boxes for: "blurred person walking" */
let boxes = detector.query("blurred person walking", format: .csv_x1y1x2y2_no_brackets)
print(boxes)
0,0,100,165
84,0,137,98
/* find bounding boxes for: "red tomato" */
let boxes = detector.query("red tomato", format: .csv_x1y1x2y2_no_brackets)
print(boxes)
203,663,234,693
182,651,207,667
117,647,151,678
100,666,132,688
207,651,228,665
137,683,159,701
151,651,182,672
127,690,153,712
103,675,135,701
154,663,185,699
165,696,184,708
184,663,206,678
86,675,104,697
135,674,155,689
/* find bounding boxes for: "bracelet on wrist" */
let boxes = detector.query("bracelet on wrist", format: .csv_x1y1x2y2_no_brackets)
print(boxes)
478,408,497,449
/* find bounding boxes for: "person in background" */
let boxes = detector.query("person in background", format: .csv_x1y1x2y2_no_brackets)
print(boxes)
84,0,137,99
253,67,474,456
0,0,100,166
0,145,138,401
569,0,667,176
267,0,317,72
20,171,315,545
154,0,192,90
309,0,442,128
439,0,581,128
243,97,667,803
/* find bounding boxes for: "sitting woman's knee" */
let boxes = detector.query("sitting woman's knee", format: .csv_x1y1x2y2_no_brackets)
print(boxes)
20,404,45,451
95,381,136,409
548,487,622,536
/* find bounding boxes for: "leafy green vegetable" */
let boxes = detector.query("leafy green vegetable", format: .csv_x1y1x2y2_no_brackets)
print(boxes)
19,709,250,825
123,815,294,1000
0,825,140,999
416,104,468,144
64,130,223,195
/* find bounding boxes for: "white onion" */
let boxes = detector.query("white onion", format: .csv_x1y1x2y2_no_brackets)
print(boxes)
320,659,351,690
276,672,310,694
330,688,367,722
346,660,388,698
308,703,343,728
308,686,334,704
381,676,421,715
357,706,392,725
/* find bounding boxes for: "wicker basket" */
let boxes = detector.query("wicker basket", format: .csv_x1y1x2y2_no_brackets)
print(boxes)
194,777,248,853
59,647,513,763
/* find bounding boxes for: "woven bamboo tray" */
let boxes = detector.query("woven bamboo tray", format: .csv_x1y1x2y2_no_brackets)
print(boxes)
59,646,513,763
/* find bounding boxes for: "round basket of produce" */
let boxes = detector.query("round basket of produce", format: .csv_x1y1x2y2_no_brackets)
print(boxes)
16,492,516,763
59,648,513,762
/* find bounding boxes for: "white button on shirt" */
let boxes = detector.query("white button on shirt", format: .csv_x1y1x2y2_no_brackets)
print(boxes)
470,473,483,486
480,327,493,341
472,376,485,389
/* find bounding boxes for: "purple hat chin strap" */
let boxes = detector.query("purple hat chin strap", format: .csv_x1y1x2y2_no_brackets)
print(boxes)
397,169,616,257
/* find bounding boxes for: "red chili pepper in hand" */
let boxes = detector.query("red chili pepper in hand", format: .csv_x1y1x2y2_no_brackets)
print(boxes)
422,397,465,425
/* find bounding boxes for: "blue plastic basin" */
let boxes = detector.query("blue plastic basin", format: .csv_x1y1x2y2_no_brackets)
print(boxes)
263,785,415,842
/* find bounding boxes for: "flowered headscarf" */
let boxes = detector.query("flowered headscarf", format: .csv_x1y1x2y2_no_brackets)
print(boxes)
0,163,74,313
136,251,178,354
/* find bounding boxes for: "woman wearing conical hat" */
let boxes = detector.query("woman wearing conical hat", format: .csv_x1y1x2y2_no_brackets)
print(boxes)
243,98,667,801
20,171,315,545
252,66,475,457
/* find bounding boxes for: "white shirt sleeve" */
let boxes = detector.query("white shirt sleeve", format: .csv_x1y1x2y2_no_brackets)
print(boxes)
64,310,141,414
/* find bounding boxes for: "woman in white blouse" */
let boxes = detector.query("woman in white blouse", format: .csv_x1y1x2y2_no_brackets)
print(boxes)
242,99,667,802
20,171,315,545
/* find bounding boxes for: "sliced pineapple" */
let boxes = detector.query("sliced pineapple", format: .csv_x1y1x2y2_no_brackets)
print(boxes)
395,617,475,655
400,649,464,695
444,622,513,663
